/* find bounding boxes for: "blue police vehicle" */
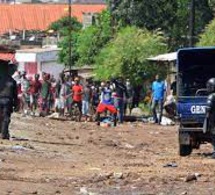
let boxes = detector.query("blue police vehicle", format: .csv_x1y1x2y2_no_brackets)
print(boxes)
177,47,215,156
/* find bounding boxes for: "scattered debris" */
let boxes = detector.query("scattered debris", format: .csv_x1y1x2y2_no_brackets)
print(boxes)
89,167,101,171
163,162,178,168
185,173,201,182
131,108,144,117
10,137,29,141
80,187,88,195
185,174,196,182
124,143,135,149
55,190,61,194
100,123,111,127
160,116,175,126
47,112,60,119
113,172,123,179
11,145,27,151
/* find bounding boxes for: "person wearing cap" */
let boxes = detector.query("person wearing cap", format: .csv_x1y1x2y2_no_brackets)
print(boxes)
71,77,83,121
0,61,18,139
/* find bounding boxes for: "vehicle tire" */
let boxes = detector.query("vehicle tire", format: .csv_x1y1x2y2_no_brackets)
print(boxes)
179,144,192,156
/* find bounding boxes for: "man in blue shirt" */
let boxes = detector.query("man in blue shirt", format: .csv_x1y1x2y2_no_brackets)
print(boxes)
151,74,166,124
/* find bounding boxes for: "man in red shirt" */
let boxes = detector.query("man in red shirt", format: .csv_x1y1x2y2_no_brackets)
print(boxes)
71,77,83,121
29,74,42,115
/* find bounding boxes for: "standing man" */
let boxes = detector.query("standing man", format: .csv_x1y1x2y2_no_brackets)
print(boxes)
20,71,30,116
82,82,92,121
55,73,67,116
124,79,134,115
71,77,83,121
112,77,128,124
29,74,42,116
0,61,18,139
204,78,215,159
40,73,51,116
55,73,64,114
151,74,166,124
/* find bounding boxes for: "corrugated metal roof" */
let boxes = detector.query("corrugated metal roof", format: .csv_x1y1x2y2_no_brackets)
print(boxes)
17,47,61,53
0,4,106,34
147,52,177,62
73,0,106,4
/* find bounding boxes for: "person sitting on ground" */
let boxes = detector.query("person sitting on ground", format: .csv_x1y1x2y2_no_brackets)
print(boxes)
96,81,117,126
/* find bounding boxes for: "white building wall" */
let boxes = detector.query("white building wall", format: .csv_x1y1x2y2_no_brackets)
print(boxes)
17,62,25,72
40,61,64,79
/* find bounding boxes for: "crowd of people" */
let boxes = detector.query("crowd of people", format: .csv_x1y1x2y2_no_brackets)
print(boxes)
12,71,144,124
0,59,176,140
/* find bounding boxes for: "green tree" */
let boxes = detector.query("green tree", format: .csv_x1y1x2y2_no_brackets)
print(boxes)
197,19,215,46
49,16,82,36
49,16,82,66
108,0,213,50
94,26,167,84
76,10,112,66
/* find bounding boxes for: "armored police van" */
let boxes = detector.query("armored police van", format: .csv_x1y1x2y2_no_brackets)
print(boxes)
177,47,215,156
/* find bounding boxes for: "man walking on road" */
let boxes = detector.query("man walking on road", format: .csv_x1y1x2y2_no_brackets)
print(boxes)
151,74,166,124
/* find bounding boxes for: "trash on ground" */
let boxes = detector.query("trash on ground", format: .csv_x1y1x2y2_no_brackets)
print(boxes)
80,187,88,195
163,162,178,168
131,108,144,117
11,145,28,151
160,116,175,126
184,173,201,182
124,143,135,149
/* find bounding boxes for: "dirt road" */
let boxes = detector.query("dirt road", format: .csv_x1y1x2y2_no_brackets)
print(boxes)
0,114,215,195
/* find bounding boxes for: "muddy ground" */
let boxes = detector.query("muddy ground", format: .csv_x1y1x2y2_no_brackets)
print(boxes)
0,114,215,195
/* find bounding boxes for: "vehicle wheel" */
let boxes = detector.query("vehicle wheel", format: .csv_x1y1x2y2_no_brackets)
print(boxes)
179,144,192,156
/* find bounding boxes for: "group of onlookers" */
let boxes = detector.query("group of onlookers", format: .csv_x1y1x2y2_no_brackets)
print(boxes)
13,71,144,123
12,70,175,124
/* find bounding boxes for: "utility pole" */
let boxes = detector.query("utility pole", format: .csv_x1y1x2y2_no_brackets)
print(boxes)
68,0,72,76
189,0,195,47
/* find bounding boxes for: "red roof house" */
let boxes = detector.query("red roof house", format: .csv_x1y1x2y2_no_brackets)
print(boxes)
0,4,106,34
